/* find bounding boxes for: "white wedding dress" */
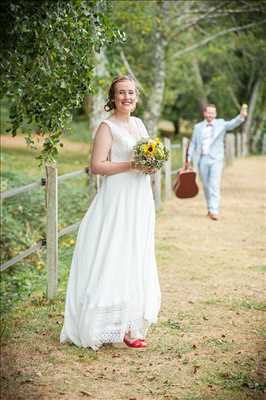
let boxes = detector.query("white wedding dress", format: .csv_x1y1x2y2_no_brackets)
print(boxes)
60,116,161,350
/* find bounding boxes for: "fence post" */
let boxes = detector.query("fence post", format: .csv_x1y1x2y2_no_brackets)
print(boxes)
151,171,161,210
242,131,248,156
236,133,242,157
262,134,266,154
46,164,58,300
164,137,171,200
225,134,235,166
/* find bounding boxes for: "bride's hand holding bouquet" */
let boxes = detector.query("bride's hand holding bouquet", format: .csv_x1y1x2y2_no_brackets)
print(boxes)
131,137,169,174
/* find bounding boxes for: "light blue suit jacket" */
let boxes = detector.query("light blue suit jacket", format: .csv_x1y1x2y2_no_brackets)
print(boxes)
188,115,244,164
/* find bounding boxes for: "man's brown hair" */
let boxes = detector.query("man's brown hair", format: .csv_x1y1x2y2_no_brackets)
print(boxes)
203,104,216,111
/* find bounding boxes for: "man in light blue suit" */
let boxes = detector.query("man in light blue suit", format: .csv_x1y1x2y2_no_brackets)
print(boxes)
187,104,247,220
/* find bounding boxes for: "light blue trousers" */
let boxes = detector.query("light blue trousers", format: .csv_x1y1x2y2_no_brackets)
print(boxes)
198,155,224,214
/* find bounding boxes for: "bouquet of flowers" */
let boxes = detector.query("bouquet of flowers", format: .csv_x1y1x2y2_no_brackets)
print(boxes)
132,137,169,170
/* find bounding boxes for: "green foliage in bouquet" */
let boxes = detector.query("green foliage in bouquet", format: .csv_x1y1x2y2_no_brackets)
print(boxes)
133,138,169,169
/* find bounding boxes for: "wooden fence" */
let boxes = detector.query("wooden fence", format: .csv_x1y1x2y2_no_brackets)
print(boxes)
0,167,92,299
0,133,243,299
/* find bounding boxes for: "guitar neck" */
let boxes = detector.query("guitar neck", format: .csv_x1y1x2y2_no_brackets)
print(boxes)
185,141,190,163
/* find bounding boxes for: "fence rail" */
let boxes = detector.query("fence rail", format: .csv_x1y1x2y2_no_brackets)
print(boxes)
0,180,45,200
58,221,81,238
1,167,90,297
0,240,45,272
57,168,88,183
1,134,243,298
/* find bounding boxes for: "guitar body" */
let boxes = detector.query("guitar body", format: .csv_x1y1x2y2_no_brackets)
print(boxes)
173,168,199,199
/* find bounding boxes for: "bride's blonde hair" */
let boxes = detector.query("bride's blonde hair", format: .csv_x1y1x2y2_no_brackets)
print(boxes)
104,75,139,112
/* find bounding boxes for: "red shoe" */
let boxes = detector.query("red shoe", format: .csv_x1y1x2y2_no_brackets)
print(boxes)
123,336,148,348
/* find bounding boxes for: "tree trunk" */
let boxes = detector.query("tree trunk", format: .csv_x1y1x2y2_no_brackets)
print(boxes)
144,1,168,209
144,30,166,209
83,95,92,117
191,52,208,112
89,49,109,191
144,0,171,136
89,50,109,138
143,31,166,136
242,75,262,155
251,106,266,153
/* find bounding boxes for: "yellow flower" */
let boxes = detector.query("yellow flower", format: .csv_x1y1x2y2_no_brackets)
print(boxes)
144,142,156,156
155,137,160,144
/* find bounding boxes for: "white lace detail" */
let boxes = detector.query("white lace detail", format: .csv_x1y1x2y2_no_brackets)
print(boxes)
61,302,153,350
97,317,149,344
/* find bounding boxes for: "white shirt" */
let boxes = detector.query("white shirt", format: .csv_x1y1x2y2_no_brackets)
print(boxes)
201,122,214,155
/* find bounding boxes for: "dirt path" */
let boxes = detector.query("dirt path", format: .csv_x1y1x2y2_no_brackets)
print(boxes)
1,156,265,400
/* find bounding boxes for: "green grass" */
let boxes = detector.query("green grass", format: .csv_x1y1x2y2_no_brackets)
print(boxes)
1,241,74,331
231,299,266,312
249,264,266,273
163,318,182,330
205,371,266,393
1,242,101,367
59,343,98,361
65,117,92,143
159,311,196,334
201,297,224,306
1,168,93,278
200,297,266,312
1,145,96,317
184,396,206,400
204,337,234,352
153,335,194,357
1,146,90,181
254,327,266,339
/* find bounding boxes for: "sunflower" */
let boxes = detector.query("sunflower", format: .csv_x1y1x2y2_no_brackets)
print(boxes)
132,137,169,170
144,142,156,156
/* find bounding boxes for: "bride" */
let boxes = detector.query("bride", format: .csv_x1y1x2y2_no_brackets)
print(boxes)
60,75,161,350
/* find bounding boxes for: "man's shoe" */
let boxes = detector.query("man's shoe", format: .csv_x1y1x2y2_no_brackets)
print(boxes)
208,213,218,221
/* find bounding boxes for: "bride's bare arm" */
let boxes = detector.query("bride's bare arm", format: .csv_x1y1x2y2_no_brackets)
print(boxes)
90,122,132,176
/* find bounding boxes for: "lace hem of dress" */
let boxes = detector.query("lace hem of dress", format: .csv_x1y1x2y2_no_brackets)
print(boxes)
60,301,160,351
95,317,150,347
60,317,152,351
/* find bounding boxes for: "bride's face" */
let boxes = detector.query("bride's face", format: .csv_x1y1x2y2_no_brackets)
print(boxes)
114,80,137,113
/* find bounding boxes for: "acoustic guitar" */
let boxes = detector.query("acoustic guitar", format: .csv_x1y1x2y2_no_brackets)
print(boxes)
173,142,199,199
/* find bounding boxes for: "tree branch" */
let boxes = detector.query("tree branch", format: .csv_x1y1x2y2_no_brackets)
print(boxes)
168,0,196,25
168,1,230,40
120,50,145,96
174,7,266,15
173,18,266,61
228,86,241,109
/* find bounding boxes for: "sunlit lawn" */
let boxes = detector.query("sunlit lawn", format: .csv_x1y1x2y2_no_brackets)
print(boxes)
1,146,90,182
